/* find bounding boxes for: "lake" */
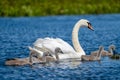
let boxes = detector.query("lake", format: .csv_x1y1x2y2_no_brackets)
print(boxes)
0,14,120,80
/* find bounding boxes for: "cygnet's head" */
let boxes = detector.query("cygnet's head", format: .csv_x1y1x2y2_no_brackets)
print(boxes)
44,51,52,57
79,19,94,31
109,45,116,50
55,47,63,54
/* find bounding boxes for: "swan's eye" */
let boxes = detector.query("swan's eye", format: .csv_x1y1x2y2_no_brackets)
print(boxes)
87,22,91,26
87,22,94,31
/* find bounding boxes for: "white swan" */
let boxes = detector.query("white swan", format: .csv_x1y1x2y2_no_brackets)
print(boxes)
30,19,94,60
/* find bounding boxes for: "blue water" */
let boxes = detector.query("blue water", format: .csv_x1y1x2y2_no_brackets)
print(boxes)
0,14,120,80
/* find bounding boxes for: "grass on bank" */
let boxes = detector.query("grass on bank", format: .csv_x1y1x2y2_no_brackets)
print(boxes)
0,0,120,17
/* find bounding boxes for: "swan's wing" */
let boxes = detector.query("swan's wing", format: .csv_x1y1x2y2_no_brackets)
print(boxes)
33,37,59,53
33,38,45,48
33,37,75,54
28,46,44,57
55,38,75,53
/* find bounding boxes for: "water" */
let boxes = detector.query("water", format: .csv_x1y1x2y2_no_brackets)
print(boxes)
0,14,120,80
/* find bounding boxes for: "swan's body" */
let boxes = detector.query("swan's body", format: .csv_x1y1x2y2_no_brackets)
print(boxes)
91,45,115,56
30,19,93,60
34,38,76,54
81,46,103,61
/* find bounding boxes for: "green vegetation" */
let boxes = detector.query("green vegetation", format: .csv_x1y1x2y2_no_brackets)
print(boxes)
0,0,120,17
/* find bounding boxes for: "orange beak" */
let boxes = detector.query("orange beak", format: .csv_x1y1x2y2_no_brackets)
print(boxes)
88,23,94,31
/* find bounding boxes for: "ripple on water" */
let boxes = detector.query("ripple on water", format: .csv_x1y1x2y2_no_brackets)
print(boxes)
0,14,120,80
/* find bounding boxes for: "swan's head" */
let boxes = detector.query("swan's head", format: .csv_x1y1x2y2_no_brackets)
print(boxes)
79,19,94,31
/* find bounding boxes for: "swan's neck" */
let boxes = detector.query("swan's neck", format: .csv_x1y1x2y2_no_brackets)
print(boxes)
72,21,85,54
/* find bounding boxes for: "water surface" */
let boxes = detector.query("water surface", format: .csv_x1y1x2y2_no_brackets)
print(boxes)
0,14,120,80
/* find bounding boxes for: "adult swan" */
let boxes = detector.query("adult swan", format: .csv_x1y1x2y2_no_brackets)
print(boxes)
31,19,94,60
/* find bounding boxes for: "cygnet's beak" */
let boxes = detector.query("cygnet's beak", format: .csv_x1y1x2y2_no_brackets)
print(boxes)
88,23,94,31
59,50,64,54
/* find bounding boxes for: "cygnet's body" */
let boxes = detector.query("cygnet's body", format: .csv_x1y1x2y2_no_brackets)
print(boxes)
29,47,63,64
91,45,115,56
109,45,120,59
5,57,40,66
81,46,103,61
